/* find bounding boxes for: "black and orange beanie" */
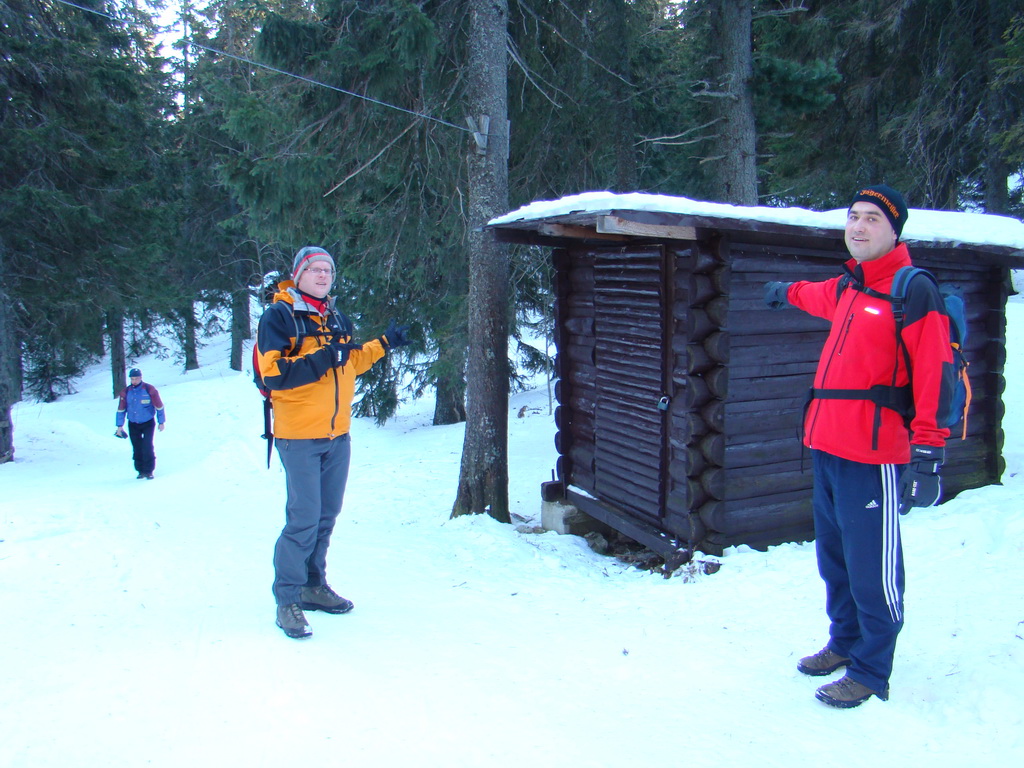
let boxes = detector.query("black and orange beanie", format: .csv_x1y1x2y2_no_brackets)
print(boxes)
850,185,908,239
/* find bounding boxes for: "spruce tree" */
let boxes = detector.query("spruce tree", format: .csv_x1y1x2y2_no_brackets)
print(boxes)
452,0,511,522
753,0,1023,211
0,0,175,404
992,11,1024,216
212,0,474,423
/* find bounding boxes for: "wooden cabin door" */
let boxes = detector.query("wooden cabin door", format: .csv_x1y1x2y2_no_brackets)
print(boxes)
591,248,669,523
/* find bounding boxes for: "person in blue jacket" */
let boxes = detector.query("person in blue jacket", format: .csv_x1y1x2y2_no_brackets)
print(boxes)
115,368,166,479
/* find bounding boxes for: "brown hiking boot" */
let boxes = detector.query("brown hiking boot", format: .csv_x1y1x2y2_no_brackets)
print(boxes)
276,603,312,639
299,584,354,615
797,646,851,676
815,674,889,708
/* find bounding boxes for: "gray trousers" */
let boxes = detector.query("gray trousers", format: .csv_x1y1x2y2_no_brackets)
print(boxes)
272,434,351,605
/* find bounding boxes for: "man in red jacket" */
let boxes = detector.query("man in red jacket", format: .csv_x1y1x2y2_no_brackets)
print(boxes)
764,185,954,708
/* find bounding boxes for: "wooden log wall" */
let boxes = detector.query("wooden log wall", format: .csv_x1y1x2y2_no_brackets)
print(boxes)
552,248,598,494
662,241,727,548
699,238,1009,551
550,231,1011,557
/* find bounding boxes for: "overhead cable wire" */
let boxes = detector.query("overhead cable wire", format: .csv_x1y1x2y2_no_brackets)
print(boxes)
47,0,474,134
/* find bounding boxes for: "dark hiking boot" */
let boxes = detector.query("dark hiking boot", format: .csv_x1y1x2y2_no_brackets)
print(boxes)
136,472,146,479
145,473,154,479
299,585,354,615
797,646,851,676
815,674,889,708
276,603,312,639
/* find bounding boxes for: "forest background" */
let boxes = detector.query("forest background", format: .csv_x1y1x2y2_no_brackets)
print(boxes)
2,0,1023,510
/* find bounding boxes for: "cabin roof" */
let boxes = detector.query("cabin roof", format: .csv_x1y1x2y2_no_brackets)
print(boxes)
489,191,1024,265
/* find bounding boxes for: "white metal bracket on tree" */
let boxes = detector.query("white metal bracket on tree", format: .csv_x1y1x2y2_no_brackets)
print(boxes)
466,115,490,155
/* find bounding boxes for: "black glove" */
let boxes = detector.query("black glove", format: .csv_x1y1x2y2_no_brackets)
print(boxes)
380,320,412,350
764,281,792,309
328,341,362,367
898,445,944,514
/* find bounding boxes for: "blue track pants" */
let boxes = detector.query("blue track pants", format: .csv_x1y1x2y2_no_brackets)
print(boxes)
811,449,904,693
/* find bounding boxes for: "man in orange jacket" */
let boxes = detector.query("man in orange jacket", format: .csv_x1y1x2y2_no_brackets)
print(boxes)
256,246,410,639
764,185,954,707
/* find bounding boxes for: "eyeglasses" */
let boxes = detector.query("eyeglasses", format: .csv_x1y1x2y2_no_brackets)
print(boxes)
306,267,334,276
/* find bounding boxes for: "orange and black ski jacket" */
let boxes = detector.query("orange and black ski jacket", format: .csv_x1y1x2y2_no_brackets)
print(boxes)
787,243,953,465
255,282,386,440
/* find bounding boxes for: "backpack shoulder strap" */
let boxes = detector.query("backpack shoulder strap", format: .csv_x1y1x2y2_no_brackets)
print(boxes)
889,266,938,324
256,301,303,383
835,274,852,301
838,272,895,304
330,308,355,340
889,266,942,383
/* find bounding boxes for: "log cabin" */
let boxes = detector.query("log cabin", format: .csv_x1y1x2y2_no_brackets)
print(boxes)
489,192,1024,557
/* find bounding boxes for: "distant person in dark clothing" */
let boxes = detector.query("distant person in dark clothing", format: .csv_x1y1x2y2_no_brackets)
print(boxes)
256,246,411,639
115,368,166,479
764,185,954,708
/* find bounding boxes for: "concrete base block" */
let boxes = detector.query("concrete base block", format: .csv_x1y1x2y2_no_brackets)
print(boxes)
542,499,607,537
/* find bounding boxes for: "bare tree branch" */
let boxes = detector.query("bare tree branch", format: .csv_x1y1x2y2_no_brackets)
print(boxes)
637,118,724,146
516,0,635,88
506,33,565,108
322,120,420,197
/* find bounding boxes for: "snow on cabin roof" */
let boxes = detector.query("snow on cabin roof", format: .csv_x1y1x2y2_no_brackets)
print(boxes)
489,191,1024,253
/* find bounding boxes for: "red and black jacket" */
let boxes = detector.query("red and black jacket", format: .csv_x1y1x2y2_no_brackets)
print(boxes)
787,243,953,465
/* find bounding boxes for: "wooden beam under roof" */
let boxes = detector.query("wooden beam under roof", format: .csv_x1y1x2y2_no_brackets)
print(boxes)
537,222,628,241
597,214,698,240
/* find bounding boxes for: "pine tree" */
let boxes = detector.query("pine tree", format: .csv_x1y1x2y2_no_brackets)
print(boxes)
452,0,511,522
0,240,16,462
0,0,176,404
753,0,1023,211
212,0,474,423
992,10,1024,216
163,1,263,373
685,0,759,203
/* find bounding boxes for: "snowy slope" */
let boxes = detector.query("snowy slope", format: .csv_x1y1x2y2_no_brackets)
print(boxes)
1,302,1022,768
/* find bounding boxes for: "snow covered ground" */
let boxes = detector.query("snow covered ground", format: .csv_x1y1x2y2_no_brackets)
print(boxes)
2,302,1022,768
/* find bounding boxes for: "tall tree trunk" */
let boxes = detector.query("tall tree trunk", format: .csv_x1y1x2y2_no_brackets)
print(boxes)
983,0,1011,215
433,342,467,426
88,318,106,357
0,244,17,463
983,149,1011,215
230,268,251,373
107,308,126,399
452,0,511,523
181,301,199,371
707,0,758,205
609,0,638,191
